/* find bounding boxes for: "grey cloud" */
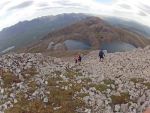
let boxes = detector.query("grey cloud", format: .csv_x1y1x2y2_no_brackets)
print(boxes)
37,6,86,11
37,0,84,11
8,1,33,10
37,6,62,11
142,4,150,10
119,4,131,9
113,10,133,15
53,0,82,7
139,4,150,14
138,11,147,16
38,3,49,8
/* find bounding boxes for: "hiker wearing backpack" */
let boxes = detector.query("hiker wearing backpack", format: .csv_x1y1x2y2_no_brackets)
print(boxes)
99,50,105,62
78,55,82,62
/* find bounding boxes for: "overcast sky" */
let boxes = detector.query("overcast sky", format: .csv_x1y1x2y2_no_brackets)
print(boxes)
0,0,150,31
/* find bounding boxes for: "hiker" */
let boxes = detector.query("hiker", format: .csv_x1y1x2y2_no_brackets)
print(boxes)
78,55,82,62
144,108,150,113
74,54,82,63
74,55,78,64
99,50,105,61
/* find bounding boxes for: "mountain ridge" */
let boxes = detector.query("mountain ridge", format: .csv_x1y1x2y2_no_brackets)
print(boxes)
0,13,88,53
103,16,150,38
22,16,150,53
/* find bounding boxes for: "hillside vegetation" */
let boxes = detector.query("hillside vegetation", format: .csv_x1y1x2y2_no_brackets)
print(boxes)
23,17,150,53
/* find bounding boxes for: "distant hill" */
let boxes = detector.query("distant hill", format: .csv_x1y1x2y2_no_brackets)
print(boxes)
1,13,150,54
0,13,88,53
23,17,150,53
103,16,150,38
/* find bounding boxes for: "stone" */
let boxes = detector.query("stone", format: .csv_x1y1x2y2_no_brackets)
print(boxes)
0,89,4,94
14,99,18,103
84,108,91,113
120,104,128,112
53,106,62,111
43,97,48,103
115,105,120,112
47,42,54,50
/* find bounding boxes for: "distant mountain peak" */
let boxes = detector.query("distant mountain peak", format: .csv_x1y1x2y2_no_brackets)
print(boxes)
0,13,88,53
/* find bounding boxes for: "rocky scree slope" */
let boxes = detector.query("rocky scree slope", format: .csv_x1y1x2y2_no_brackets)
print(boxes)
0,46,150,113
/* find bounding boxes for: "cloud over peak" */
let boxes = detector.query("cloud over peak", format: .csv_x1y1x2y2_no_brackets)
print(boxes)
0,0,150,31
8,1,33,11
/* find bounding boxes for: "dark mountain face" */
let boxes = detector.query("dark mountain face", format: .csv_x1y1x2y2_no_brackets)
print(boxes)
23,17,150,53
103,17,150,38
0,13,88,53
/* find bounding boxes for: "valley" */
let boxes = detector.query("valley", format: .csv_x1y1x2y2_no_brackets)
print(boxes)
0,13,150,54
22,16,150,53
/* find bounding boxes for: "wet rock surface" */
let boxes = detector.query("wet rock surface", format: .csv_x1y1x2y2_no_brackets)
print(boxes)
0,46,150,113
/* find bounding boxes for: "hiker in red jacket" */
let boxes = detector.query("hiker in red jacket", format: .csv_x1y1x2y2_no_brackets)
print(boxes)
74,54,82,63
144,108,150,113
74,55,78,64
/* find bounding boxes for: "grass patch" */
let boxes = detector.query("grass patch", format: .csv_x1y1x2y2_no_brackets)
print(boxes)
82,78,92,83
143,82,150,89
103,79,115,85
111,92,130,105
91,79,115,92
51,71,62,76
48,87,86,113
47,76,63,87
1,71,20,88
24,67,38,75
72,83,83,92
64,69,77,79
5,98,54,113
77,93,90,98
130,78,145,84
64,68,84,79
22,67,38,79
27,81,37,95
48,78,58,87
94,83,108,92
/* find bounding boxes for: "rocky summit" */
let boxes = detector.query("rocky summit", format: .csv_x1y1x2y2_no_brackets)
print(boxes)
0,46,150,113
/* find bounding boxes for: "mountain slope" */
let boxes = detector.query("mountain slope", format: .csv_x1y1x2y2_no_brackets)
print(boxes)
1,46,150,113
103,16,150,38
0,13,88,53
24,17,150,53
